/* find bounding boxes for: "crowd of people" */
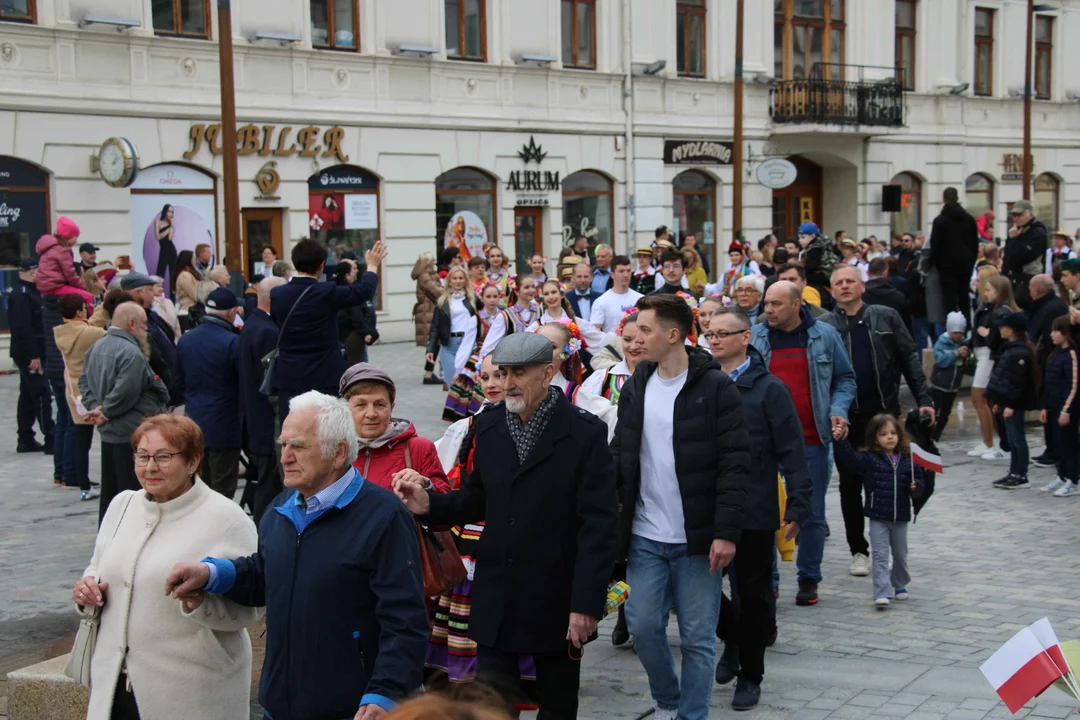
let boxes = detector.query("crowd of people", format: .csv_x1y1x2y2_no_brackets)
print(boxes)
1,194,1072,719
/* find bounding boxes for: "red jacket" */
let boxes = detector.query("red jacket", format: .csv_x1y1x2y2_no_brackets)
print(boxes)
352,421,450,493
35,235,86,295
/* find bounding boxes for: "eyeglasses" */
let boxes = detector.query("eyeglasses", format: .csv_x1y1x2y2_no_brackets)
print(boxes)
703,330,749,340
662,263,683,271
134,451,183,467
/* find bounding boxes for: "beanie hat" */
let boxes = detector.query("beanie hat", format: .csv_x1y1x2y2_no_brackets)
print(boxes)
945,311,967,335
55,217,80,242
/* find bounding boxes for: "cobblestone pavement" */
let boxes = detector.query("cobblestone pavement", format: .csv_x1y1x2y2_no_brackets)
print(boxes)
2,342,1080,719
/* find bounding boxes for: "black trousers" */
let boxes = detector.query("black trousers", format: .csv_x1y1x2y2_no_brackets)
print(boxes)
1049,409,1080,482
15,360,53,443
248,452,283,528
995,412,1011,452
837,412,873,557
930,389,957,442
201,447,241,499
75,424,95,491
938,270,973,322
111,672,141,719
477,644,581,720
714,529,775,684
100,440,140,525
1041,419,1057,461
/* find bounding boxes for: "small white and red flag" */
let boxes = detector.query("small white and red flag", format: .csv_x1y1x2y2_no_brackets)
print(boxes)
981,625,1066,713
911,442,943,474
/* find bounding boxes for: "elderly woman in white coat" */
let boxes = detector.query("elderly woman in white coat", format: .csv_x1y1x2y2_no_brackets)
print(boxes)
73,414,261,720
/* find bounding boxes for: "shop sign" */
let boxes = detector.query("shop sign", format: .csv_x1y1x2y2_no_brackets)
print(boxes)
755,158,798,189
1000,153,1036,183
184,124,349,162
664,139,734,166
0,159,48,189
254,161,281,200
509,136,560,206
308,166,380,232
799,197,814,224
0,191,46,233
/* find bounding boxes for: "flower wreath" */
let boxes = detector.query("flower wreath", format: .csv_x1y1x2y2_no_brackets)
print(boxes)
675,291,701,345
564,321,584,356
614,308,640,338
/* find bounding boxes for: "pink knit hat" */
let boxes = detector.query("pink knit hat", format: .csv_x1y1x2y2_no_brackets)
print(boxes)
55,216,80,241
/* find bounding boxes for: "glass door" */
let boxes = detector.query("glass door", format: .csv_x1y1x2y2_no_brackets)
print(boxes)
241,208,283,281
514,206,543,279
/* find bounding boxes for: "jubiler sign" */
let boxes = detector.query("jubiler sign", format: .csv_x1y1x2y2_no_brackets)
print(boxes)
663,139,734,166
184,123,350,162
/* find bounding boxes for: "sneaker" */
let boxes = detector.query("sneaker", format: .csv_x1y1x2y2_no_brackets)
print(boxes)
42,439,54,455
766,625,778,647
849,553,871,577
16,439,44,453
980,448,1010,461
993,473,1015,487
422,375,443,385
1041,477,1067,493
997,476,1031,490
80,487,100,501
894,587,909,600
611,623,630,647
875,597,890,609
1033,454,1057,468
795,578,818,606
1053,482,1080,498
714,643,740,685
967,442,994,457
652,707,678,720
732,679,762,711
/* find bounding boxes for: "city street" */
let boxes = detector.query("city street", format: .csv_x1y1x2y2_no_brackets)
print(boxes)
2,341,1080,719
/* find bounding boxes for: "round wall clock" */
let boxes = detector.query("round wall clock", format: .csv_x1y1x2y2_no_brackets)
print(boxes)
98,137,139,188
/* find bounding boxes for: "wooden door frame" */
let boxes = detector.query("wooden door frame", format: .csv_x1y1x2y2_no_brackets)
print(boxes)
514,205,544,268
241,207,283,281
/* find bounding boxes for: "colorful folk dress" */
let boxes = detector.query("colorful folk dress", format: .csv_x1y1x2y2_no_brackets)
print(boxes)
442,309,495,423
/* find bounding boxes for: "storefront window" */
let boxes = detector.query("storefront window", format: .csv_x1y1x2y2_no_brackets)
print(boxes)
561,170,613,255
889,172,921,238
965,173,994,220
436,167,496,263
1035,173,1060,232
0,157,50,332
308,166,381,304
673,170,717,280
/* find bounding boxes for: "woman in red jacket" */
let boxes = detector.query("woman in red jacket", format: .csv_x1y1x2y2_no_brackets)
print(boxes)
339,363,450,492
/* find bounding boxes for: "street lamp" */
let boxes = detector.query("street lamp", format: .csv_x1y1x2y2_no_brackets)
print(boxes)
1023,2,1057,199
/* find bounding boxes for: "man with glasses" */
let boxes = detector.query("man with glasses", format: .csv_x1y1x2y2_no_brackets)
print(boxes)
1003,199,1049,308
649,250,696,297
78,302,170,523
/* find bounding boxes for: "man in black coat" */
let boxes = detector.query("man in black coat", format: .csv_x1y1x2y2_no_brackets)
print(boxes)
928,187,979,319
1025,273,1068,468
238,276,285,526
612,294,750,718
395,332,618,719
863,257,910,328
706,309,811,710
8,258,54,453
1003,200,1049,308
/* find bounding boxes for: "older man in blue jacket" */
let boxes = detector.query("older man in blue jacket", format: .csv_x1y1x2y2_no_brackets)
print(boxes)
270,238,387,425
166,391,429,720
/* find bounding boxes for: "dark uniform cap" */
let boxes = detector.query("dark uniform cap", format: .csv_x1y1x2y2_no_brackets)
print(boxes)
492,332,556,366
205,287,238,310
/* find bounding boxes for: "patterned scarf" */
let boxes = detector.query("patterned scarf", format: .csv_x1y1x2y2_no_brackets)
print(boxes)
505,385,560,464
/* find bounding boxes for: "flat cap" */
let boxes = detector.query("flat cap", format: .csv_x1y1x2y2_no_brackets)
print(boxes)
492,332,556,367
339,362,396,399
1010,200,1034,214
205,287,237,310
120,271,155,290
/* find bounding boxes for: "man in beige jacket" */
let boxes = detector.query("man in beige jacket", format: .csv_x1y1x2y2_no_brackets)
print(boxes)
53,294,106,500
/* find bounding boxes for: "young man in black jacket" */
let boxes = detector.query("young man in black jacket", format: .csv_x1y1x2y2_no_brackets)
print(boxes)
613,293,750,720
928,187,979,320
707,308,811,710
8,258,54,453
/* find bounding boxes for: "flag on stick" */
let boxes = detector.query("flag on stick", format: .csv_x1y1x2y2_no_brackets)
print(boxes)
980,626,1065,712
911,442,943,474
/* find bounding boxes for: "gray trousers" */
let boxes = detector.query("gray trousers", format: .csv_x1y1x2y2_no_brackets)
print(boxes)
201,447,241,500
868,519,910,600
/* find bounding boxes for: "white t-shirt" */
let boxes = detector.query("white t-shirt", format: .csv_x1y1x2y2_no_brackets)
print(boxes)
632,368,688,543
590,288,644,332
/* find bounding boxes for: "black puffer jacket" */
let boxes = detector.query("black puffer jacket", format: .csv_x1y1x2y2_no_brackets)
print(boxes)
834,438,924,523
862,278,909,327
1003,219,1049,306
973,302,1012,358
929,202,979,271
986,340,1040,411
611,348,750,558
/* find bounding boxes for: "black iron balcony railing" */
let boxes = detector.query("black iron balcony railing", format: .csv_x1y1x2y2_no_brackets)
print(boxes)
770,64,905,127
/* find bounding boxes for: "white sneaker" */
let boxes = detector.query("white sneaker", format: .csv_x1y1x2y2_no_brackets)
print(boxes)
1053,483,1080,498
967,442,994,457
850,553,871,577
875,598,890,609
1041,477,1067,493
980,448,1010,461
653,707,678,720
894,587,909,600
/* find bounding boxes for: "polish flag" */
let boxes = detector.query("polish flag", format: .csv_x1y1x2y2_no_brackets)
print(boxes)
911,442,943,474
981,626,1066,712
1029,618,1073,679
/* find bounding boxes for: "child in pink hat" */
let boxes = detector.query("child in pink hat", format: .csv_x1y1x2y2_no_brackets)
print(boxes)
35,217,94,313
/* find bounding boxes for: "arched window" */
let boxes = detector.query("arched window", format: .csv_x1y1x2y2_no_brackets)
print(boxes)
561,170,613,253
1035,173,1060,232
0,156,50,332
889,172,921,238
436,167,496,261
673,170,717,277
965,173,994,220
307,166,381,304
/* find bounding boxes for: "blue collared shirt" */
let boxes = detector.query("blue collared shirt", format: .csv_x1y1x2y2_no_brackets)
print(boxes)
727,357,752,382
591,267,611,295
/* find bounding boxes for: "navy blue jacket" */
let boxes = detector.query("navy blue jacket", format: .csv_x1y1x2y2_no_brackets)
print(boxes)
207,469,429,720
175,315,241,448
270,274,378,393
834,439,925,523
730,347,812,531
238,308,279,456
986,340,1040,411
567,288,602,320
7,280,44,364
1042,346,1079,413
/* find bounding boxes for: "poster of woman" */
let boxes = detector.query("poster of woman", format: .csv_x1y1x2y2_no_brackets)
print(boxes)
443,210,487,263
309,193,345,231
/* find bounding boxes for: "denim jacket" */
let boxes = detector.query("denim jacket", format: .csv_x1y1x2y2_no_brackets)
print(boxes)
750,306,857,445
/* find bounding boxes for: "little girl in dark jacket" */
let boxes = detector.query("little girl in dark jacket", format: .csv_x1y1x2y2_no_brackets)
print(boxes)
985,312,1040,489
833,414,924,608
1039,315,1080,497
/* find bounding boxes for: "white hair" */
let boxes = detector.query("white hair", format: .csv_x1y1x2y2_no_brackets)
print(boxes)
194,279,218,304
735,275,765,294
288,391,358,462
258,275,286,303
149,275,164,284
209,265,231,283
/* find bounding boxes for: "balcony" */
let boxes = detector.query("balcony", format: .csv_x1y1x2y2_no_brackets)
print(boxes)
769,65,905,128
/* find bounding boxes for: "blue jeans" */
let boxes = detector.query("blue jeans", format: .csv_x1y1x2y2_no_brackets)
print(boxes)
49,379,75,483
911,317,934,352
1004,411,1029,478
625,535,723,720
796,443,832,584
439,336,463,383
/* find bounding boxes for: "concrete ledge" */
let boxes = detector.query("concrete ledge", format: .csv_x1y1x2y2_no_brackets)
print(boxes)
6,654,88,720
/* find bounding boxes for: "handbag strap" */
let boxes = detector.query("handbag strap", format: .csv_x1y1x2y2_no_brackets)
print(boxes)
88,491,135,607
273,283,315,352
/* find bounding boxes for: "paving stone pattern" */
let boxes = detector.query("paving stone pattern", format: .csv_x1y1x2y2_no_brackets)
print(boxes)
2,343,1079,719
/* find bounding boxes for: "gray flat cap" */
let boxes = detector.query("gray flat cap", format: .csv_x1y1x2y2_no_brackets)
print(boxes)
492,332,555,366
120,271,155,290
